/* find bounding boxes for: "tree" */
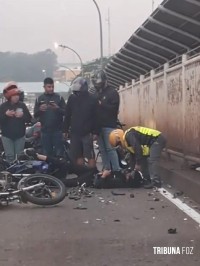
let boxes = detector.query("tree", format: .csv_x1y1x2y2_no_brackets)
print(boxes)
0,49,58,82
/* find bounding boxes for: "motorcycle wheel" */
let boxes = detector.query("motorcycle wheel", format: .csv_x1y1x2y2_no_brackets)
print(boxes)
18,174,66,206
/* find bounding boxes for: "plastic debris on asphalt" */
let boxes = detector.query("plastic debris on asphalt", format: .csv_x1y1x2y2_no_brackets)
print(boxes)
168,228,177,234
111,191,126,196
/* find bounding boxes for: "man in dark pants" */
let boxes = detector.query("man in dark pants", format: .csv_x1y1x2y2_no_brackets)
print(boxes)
63,77,98,168
34,78,65,156
109,127,167,188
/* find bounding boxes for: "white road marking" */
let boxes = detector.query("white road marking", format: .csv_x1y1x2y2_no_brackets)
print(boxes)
159,188,200,225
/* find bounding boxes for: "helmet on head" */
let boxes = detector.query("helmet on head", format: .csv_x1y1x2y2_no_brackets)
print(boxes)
3,81,20,100
71,77,88,93
92,69,107,90
109,129,124,147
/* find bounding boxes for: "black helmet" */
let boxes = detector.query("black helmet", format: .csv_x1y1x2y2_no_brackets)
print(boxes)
71,77,88,93
92,70,107,90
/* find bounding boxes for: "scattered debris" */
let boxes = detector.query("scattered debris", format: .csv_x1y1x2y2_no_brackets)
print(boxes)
168,228,177,234
69,196,81,201
114,219,120,222
152,217,156,220
130,193,135,198
163,190,166,193
83,220,89,224
173,191,183,198
111,191,126,196
167,184,172,189
154,197,160,202
150,207,155,210
183,218,188,221
148,192,154,196
73,205,87,210
68,184,94,200
96,218,102,221
192,206,199,210
133,217,140,220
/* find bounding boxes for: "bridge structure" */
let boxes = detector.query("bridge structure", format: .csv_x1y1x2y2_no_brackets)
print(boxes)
105,0,200,202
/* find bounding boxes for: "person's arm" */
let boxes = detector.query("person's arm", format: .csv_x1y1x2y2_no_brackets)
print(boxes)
91,97,100,135
63,96,72,134
0,104,7,122
34,98,41,118
22,104,32,123
57,96,66,115
99,90,119,113
125,131,143,166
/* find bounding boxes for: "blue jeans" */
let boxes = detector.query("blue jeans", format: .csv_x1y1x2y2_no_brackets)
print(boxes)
1,136,25,162
97,127,121,171
148,134,167,181
41,131,64,157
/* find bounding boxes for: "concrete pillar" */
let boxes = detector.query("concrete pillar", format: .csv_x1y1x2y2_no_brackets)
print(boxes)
182,54,188,63
150,69,155,79
140,75,144,83
164,62,169,71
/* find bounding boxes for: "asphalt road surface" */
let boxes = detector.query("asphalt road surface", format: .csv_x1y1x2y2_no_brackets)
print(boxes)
0,187,200,266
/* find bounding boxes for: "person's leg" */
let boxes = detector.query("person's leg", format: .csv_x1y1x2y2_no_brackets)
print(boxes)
14,137,25,159
97,130,111,171
41,132,53,156
52,131,64,157
1,136,15,162
148,134,166,186
82,134,96,168
102,127,121,172
70,135,83,165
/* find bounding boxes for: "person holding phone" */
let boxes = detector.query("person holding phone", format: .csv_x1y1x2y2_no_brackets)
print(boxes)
0,81,32,162
34,78,66,156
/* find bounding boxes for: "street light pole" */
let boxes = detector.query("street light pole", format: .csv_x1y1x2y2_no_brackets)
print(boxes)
92,0,103,68
54,43,83,76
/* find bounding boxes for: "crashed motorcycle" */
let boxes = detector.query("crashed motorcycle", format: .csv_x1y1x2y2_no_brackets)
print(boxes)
0,155,66,207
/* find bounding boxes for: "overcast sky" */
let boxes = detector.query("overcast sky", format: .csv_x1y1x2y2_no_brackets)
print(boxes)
0,0,162,63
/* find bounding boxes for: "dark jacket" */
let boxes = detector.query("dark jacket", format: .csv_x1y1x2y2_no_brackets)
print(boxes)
0,101,32,140
34,93,65,133
63,92,98,136
125,129,160,164
96,85,119,128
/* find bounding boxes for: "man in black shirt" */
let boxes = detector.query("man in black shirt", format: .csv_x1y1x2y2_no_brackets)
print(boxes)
34,78,65,157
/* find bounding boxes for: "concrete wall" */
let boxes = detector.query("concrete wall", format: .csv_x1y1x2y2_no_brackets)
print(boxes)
119,54,200,157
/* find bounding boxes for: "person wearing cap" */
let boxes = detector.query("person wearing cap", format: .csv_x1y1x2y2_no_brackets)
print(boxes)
0,81,32,162
63,77,98,168
109,127,167,188
34,78,66,157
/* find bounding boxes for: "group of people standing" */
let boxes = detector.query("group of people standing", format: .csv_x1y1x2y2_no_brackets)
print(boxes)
0,70,166,189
